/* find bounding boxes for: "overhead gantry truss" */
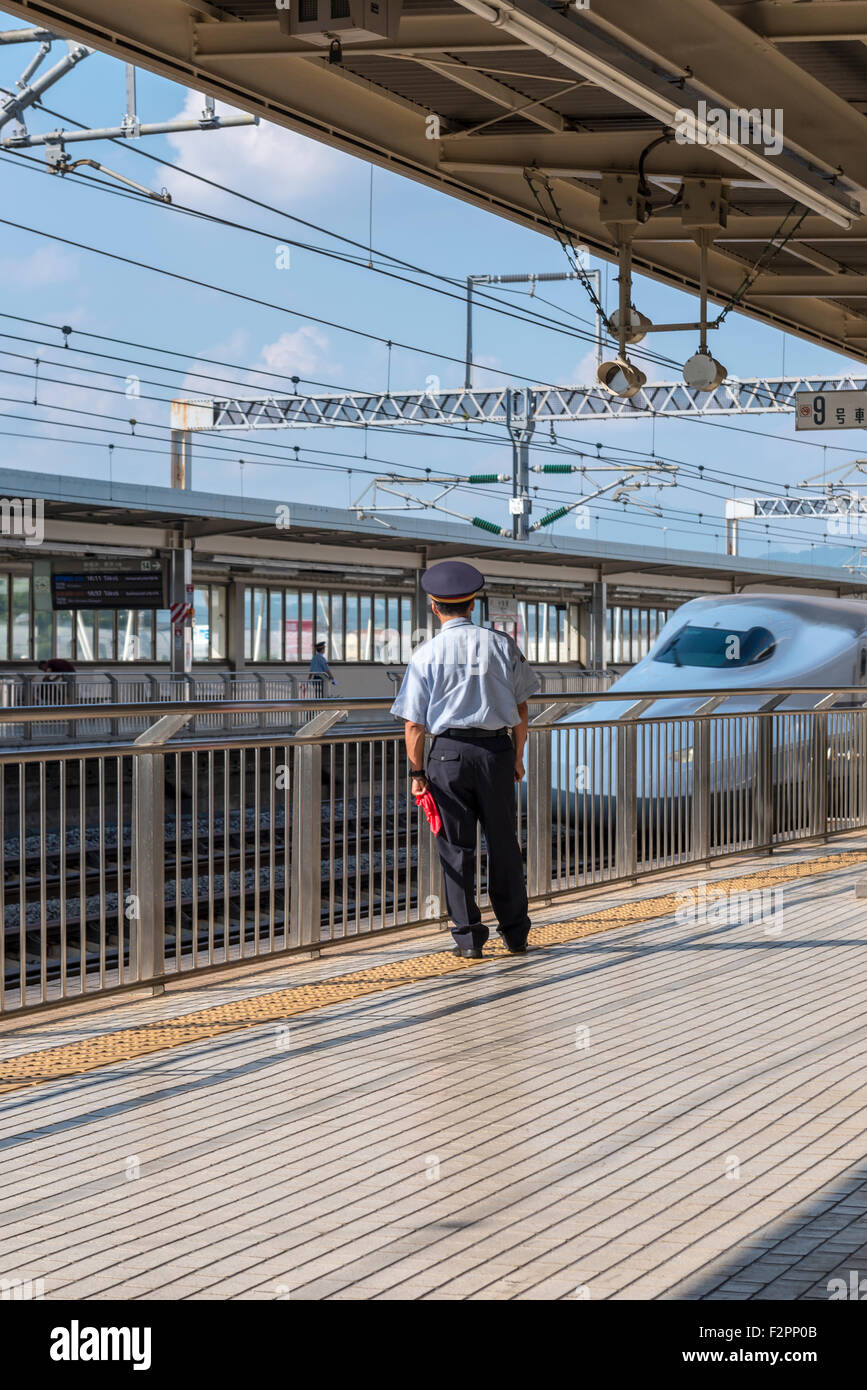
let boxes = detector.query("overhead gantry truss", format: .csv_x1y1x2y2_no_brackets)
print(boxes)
729,496,867,522
725,489,867,562
9,1,867,360
171,375,867,431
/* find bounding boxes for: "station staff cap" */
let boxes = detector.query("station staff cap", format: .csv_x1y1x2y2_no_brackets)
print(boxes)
421,560,485,603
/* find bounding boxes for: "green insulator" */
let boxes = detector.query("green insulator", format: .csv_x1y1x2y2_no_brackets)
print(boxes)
472,516,503,534
466,473,501,484
536,507,570,528
539,464,574,474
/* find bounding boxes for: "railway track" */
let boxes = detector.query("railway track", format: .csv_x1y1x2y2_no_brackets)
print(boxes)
1,757,432,987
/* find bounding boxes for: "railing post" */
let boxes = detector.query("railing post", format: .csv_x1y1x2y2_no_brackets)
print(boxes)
754,714,775,850
810,711,829,839
290,710,346,951
22,674,33,740
64,674,75,742
693,717,712,862
187,675,198,736
615,721,638,880
106,673,119,739
291,744,321,948
221,672,233,731
526,722,553,900
132,751,166,992
860,710,867,829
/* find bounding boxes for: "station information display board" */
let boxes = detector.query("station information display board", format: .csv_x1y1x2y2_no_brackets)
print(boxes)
50,558,168,610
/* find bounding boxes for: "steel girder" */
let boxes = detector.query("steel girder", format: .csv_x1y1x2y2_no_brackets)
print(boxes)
170,375,867,431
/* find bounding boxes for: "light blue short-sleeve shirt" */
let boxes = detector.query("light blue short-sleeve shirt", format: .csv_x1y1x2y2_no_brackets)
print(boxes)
390,619,541,734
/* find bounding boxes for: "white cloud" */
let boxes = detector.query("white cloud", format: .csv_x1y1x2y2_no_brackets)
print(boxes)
255,325,330,379
176,324,334,403
571,348,600,384
177,329,252,395
469,354,506,390
156,92,353,210
0,244,79,289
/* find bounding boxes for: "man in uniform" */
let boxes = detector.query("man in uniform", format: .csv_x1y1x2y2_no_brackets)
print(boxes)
307,641,337,696
391,560,541,959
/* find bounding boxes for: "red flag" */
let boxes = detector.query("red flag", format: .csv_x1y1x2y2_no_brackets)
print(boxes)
415,788,442,836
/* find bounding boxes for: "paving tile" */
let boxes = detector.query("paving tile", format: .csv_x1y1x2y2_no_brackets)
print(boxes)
4,845,867,1299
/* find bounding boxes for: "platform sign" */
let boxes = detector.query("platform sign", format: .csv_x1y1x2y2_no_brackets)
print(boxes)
487,596,519,622
795,390,867,431
50,557,167,610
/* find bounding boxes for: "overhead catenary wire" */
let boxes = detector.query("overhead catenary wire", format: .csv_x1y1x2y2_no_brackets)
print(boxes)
0,357,841,512
1,96,774,383
0,142,628,365
0,207,690,399
0,308,860,524
0,144,849,421
6,85,865,427
1,91,863,547
1,382,862,556
0,335,858,534
1,306,859,484
1,413,852,556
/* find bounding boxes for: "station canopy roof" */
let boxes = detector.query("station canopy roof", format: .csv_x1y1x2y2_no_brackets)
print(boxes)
7,466,867,597
9,1,867,360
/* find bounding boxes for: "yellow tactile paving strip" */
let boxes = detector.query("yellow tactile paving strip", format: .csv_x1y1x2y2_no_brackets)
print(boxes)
1,850,865,1096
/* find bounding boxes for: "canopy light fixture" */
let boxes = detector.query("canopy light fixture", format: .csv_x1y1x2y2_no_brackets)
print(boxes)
607,307,651,345
597,356,647,398
683,349,727,392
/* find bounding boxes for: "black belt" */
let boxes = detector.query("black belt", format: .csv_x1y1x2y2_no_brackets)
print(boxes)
439,726,510,740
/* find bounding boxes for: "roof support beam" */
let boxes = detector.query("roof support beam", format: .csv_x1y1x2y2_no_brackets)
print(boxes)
722,2,867,43
190,13,525,59
410,53,568,134
749,275,867,299
437,3,860,223
4,0,867,363
572,0,867,198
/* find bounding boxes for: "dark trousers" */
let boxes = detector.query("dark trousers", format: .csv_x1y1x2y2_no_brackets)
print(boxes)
426,732,531,952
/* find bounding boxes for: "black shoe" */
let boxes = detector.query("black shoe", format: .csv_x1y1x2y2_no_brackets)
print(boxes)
451,947,484,959
505,943,528,955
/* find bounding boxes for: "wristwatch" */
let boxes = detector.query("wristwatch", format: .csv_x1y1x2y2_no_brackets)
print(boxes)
409,767,427,781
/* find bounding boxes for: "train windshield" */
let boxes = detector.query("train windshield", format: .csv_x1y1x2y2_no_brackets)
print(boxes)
655,624,776,668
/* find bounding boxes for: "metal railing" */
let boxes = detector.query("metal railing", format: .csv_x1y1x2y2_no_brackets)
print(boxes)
0,667,613,743
386,669,614,696
3,684,866,1016
538,669,614,694
0,673,301,742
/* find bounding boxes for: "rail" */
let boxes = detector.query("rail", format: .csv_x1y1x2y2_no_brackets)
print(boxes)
3,684,865,1016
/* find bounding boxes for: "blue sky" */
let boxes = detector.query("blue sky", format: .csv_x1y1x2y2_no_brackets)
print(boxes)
1,13,866,569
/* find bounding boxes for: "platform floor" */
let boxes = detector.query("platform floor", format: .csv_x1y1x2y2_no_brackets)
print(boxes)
2,841,867,1301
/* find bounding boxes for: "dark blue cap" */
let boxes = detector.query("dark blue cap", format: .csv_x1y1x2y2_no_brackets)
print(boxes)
421,560,485,602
